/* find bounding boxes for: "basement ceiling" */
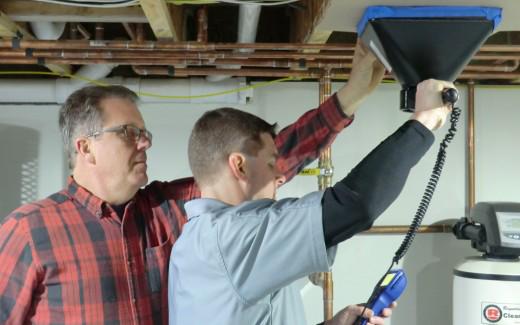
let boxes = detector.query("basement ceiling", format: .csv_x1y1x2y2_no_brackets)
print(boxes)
0,0,519,83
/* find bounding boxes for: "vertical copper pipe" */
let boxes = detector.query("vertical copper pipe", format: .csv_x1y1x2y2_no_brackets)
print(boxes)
318,70,333,321
136,24,145,44
95,23,104,40
69,23,78,40
467,81,476,218
196,6,208,43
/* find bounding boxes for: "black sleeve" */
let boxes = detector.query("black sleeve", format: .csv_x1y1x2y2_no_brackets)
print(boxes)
322,120,435,248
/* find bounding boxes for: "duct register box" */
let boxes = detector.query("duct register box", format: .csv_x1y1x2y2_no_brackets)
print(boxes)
357,6,502,112
352,6,509,325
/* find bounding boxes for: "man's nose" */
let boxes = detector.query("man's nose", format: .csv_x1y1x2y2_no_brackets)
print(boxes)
137,136,152,150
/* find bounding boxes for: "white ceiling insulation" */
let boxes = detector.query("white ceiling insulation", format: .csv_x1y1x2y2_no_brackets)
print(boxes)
316,0,518,33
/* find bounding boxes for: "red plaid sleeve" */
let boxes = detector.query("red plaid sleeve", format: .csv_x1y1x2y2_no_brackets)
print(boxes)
0,215,39,324
275,93,353,182
160,93,353,202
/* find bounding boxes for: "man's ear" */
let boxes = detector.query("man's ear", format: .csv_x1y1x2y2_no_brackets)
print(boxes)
228,153,247,181
75,137,96,164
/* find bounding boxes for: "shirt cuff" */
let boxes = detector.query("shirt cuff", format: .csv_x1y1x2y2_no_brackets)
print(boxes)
404,119,435,141
319,93,354,133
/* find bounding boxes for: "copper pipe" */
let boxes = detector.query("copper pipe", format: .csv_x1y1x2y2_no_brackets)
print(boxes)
130,66,334,78
196,6,208,43
317,70,333,322
95,23,104,40
318,71,333,190
323,273,333,320
2,39,520,54
1,39,519,70
4,53,520,80
467,81,476,218
69,22,78,40
363,224,452,234
5,39,520,57
480,44,520,52
16,49,352,61
0,55,340,66
136,24,145,43
9,47,520,72
474,54,520,60
6,50,351,68
458,72,520,79
0,39,356,51
465,60,519,72
4,39,520,65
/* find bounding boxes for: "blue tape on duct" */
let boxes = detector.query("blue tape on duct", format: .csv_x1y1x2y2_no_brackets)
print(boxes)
357,6,502,35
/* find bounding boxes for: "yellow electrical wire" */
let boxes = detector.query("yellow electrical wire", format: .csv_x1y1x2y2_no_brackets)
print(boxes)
5,70,516,101
137,76,296,99
0,71,109,86
0,70,298,99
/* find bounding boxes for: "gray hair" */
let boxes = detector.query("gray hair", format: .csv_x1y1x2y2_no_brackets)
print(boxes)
59,85,139,169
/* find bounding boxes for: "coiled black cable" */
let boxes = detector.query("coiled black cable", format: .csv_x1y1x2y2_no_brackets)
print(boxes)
392,105,461,264
355,91,461,325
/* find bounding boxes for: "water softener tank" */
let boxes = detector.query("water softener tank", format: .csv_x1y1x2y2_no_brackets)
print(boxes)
453,202,520,324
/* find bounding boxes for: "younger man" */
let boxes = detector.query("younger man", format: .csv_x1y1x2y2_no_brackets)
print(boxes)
168,79,455,324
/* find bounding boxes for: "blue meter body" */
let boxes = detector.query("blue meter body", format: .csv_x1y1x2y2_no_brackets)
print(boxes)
359,269,407,325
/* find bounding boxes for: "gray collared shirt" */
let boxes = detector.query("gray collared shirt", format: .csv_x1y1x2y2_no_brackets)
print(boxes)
168,191,332,325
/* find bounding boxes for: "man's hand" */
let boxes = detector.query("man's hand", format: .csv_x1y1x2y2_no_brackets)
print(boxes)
411,79,456,130
337,40,386,117
325,303,396,325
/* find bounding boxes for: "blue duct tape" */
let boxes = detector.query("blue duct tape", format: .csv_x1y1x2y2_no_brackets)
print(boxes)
357,6,502,35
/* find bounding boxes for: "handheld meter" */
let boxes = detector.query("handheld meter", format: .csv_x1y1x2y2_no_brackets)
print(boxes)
358,269,407,325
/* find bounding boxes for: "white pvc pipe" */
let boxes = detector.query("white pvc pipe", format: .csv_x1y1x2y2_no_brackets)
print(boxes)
55,64,118,101
30,21,66,40
237,4,261,45
30,21,117,95
207,4,261,82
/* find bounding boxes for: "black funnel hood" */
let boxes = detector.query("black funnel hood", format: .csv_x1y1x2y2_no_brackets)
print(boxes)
358,6,502,111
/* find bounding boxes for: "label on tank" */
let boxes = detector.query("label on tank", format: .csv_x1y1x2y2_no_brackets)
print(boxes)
482,303,520,324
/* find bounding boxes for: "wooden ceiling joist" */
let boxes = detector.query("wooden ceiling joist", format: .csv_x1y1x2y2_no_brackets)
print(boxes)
303,30,334,54
139,0,181,41
291,0,331,43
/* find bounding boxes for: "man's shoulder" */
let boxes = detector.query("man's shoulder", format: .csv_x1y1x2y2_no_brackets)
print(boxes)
4,190,70,223
140,177,200,202
213,192,323,223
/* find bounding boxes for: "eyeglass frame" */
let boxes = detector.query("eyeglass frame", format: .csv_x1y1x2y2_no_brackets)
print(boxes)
86,124,153,144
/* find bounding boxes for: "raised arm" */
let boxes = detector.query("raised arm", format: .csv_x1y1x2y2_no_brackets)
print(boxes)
321,79,455,247
275,41,385,182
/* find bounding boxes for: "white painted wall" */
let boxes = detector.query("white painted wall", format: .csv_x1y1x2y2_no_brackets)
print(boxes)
0,80,517,325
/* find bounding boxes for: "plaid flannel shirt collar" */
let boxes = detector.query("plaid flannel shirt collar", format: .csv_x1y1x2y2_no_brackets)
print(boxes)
66,176,107,219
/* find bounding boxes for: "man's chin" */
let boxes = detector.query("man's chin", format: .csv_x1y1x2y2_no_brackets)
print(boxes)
134,173,148,188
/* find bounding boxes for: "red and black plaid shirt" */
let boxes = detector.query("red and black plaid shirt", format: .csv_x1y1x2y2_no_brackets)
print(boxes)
0,94,352,324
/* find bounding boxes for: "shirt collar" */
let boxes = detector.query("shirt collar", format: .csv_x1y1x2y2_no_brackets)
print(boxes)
65,176,110,219
185,198,231,221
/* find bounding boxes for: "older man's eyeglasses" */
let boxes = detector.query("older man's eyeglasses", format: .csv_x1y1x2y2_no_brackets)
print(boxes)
87,124,153,144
